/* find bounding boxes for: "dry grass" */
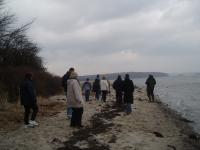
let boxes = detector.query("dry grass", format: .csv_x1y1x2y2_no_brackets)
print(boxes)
0,96,66,131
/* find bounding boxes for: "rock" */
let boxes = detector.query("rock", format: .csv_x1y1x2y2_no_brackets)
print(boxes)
167,145,176,150
153,131,164,138
189,134,199,140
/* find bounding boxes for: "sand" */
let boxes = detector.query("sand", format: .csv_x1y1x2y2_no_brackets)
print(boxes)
0,88,200,150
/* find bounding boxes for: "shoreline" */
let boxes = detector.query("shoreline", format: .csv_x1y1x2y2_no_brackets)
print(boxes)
0,88,200,150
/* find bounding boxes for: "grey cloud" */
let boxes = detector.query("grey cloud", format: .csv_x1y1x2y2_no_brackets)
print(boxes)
6,0,200,75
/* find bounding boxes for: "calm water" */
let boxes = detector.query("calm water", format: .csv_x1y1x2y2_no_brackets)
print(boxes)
133,75,200,134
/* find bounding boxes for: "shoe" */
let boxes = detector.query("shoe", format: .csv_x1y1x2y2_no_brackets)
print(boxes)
24,124,35,128
29,120,39,126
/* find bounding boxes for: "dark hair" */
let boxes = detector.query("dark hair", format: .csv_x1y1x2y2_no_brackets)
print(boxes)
25,73,32,80
125,74,129,80
69,67,75,72
86,78,89,81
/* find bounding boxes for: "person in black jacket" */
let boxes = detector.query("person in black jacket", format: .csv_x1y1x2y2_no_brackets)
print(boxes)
92,75,101,100
20,73,38,128
123,74,135,114
113,75,123,106
145,74,156,102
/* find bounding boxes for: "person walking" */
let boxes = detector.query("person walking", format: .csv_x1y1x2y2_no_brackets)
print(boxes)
82,78,92,101
62,67,74,118
100,76,109,102
92,75,101,100
145,74,156,102
20,73,39,128
113,75,123,106
123,74,135,114
67,72,84,128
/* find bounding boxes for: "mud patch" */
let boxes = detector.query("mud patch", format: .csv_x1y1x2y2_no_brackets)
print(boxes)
57,103,123,150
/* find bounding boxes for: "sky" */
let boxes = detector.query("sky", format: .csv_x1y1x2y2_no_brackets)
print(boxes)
5,0,200,76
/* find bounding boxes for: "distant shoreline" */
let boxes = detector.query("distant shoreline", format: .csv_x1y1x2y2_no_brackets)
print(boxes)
79,71,168,81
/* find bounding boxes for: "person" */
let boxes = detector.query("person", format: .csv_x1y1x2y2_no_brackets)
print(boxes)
113,75,123,106
145,74,156,102
100,76,109,102
67,72,84,128
62,67,74,118
20,73,39,128
82,78,92,101
92,75,101,100
123,74,135,114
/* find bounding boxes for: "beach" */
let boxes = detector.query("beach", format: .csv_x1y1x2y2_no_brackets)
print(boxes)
0,88,200,150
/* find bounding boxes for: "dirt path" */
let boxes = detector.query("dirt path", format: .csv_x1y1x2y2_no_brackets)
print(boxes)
0,89,200,150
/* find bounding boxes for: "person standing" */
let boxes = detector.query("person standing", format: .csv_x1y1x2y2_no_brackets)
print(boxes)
145,74,156,102
67,72,84,128
100,76,109,102
82,78,92,101
20,73,39,128
123,74,135,114
92,75,101,100
62,67,74,118
113,75,123,106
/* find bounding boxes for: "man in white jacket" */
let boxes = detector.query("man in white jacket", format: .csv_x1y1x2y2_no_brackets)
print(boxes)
100,76,109,102
67,72,84,127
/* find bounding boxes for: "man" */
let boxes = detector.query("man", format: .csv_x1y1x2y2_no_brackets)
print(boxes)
123,74,135,114
113,75,123,106
92,74,101,100
20,73,39,128
82,78,92,101
62,67,74,118
145,74,156,102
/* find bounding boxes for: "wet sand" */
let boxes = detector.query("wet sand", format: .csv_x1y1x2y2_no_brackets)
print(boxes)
0,88,200,150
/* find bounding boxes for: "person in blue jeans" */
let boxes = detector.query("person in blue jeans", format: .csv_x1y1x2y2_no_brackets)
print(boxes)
62,67,74,118
123,74,135,114
82,78,92,101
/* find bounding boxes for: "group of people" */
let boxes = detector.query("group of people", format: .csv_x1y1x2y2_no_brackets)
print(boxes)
19,67,156,128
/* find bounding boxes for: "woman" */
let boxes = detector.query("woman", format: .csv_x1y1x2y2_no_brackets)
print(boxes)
100,76,109,102
67,72,84,127
123,74,135,114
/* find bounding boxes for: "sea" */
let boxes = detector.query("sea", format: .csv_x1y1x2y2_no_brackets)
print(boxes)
133,75,200,134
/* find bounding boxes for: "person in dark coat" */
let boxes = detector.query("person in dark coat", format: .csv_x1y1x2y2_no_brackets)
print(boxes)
123,74,135,114
92,75,101,100
113,75,123,106
82,78,92,101
145,74,156,102
62,67,74,118
20,73,38,128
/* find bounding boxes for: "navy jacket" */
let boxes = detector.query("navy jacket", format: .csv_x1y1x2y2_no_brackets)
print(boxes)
20,79,37,106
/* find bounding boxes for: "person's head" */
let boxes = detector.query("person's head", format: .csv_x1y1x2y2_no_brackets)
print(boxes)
96,74,100,79
69,67,75,73
102,76,106,80
117,75,122,80
86,78,89,81
69,72,78,79
149,74,153,78
125,74,129,80
25,73,33,80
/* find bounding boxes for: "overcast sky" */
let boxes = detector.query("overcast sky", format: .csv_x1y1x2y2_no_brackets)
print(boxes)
6,0,200,76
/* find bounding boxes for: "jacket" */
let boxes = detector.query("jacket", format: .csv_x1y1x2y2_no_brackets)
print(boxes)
92,78,100,92
100,80,109,91
20,79,37,106
67,79,84,108
123,79,135,104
